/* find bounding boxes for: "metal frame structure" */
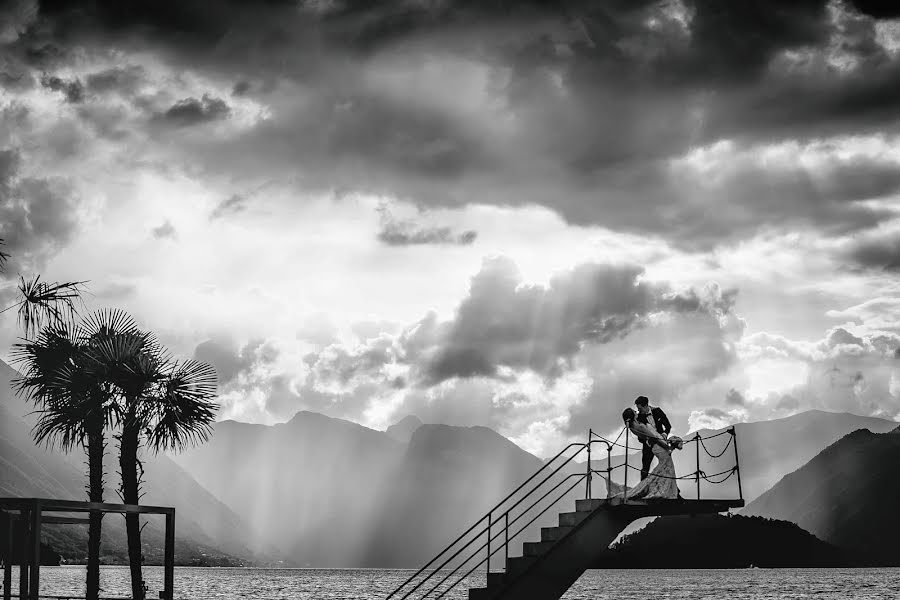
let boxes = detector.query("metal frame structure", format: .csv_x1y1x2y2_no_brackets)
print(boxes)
386,425,744,600
0,498,175,600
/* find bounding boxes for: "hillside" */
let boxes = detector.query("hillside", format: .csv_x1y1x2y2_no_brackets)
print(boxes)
0,359,259,565
744,426,900,565
172,411,407,566
602,514,854,568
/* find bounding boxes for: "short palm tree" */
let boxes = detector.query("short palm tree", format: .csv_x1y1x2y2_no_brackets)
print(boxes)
90,328,217,600
11,310,137,600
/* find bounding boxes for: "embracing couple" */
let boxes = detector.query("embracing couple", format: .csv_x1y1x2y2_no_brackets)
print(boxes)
613,396,684,501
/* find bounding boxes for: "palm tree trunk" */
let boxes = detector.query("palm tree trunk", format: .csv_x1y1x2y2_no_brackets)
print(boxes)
86,420,104,600
119,422,145,600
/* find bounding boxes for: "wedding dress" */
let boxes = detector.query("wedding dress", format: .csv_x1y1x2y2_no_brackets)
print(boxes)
605,421,680,501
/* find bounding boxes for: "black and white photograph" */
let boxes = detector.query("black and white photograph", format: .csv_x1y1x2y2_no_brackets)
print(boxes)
1,0,899,598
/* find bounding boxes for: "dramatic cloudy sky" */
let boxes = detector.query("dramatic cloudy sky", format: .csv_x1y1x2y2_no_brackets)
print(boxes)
2,0,900,455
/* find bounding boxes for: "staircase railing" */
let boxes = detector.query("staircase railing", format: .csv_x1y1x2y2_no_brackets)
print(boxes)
385,429,627,600
385,424,743,600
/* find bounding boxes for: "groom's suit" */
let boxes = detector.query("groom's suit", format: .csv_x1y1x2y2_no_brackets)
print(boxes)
636,406,672,481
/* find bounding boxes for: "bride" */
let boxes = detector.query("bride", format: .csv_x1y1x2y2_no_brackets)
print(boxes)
607,408,682,501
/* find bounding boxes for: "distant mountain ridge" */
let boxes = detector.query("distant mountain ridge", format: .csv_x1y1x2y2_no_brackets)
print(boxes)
744,426,900,565
385,414,423,443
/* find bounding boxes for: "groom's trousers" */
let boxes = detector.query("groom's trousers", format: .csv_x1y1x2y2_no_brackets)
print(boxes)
640,442,654,480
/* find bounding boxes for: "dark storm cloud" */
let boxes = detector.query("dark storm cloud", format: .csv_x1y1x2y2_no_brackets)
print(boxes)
844,232,900,271
156,94,230,127
0,149,81,277
193,337,275,386
413,257,737,384
85,65,145,95
40,74,84,103
24,0,900,245
377,218,477,246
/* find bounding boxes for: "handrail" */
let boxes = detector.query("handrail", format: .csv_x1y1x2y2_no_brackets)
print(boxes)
433,474,588,599
386,441,589,600
423,473,588,600
386,424,742,600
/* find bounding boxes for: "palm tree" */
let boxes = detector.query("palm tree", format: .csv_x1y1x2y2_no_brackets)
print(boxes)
90,329,217,600
11,310,137,600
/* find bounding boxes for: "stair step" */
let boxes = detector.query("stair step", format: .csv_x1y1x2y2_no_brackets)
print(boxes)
558,511,591,527
487,572,506,587
541,525,573,542
506,555,538,576
575,498,608,512
523,540,556,557
468,587,492,600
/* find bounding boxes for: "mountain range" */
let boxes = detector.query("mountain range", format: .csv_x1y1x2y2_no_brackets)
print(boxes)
744,424,900,566
3,354,899,567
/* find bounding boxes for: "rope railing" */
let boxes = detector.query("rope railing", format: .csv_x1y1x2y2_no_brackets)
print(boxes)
699,433,734,458
385,422,743,600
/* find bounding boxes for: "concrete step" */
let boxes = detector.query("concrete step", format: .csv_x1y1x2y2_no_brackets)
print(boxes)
541,526,573,542
469,587,492,600
558,511,590,527
575,498,608,512
506,555,538,576
487,571,506,587
523,541,556,557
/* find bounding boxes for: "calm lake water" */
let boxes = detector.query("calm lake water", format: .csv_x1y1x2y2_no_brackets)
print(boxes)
10,566,900,599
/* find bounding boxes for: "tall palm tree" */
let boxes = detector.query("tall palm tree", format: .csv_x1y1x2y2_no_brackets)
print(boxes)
90,329,217,600
11,310,137,600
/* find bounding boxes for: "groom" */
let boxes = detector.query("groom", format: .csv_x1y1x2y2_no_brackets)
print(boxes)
635,396,672,480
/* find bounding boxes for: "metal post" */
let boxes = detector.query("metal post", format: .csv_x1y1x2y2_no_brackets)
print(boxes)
585,431,592,499
606,444,612,500
695,433,701,501
4,511,12,600
504,512,509,569
29,502,40,600
18,510,27,600
164,511,175,600
731,427,743,501
486,513,491,578
623,428,629,503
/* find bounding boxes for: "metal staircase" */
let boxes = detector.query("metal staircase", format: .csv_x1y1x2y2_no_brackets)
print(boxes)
386,426,745,600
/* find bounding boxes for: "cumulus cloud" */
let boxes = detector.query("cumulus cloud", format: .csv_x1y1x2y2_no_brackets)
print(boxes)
734,324,900,421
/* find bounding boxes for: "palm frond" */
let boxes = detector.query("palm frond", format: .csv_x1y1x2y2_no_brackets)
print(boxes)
10,324,82,407
0,238,9,272
16,275,86,338
146,359,218,454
